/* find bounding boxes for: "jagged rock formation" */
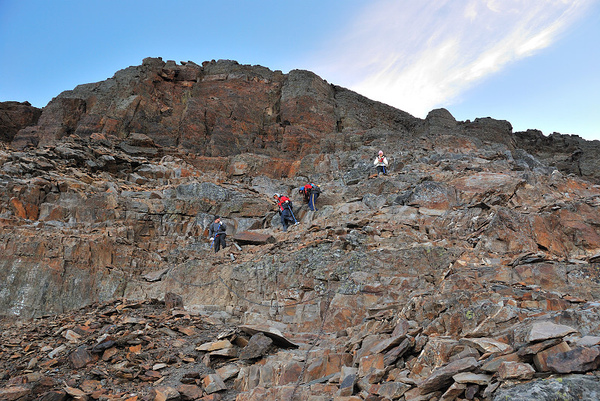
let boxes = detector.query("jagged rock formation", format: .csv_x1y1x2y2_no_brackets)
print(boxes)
1,58,600,400
514,129,600,184
0,101,41,142
4,58,599,183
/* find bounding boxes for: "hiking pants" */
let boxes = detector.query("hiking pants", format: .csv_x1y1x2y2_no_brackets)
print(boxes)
376,165,387,175
281,209,294,231
214,234,226,252
308,192,319,211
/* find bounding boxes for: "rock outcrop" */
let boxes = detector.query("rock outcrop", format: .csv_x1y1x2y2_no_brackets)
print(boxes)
9,58,417,160
1,58,600,400
0,101,42,142
515,129,600,184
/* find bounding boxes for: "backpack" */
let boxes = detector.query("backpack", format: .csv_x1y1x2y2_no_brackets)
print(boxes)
278,196,293,212
309,183,321,194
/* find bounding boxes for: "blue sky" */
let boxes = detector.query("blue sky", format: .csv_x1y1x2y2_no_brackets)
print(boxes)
1,0,599,141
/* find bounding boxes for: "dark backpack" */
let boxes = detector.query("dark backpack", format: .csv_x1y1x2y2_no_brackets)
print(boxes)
279,198,293,213
309,183,321,194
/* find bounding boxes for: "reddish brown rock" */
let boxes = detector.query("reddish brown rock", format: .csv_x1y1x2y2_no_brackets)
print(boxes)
546,346,600,373
68,347,94,369
533,341,572,372
0,101,42,142
151,386,180,401
517,338,562,357
497,361,535,381
176,384,204,400
12,59,417,160
8,197,39,220
480,352,521,373
358,353,385,379
277,362,303,386
0,385,32,401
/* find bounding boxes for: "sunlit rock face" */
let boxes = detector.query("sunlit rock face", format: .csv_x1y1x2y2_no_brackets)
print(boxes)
1,58,600,401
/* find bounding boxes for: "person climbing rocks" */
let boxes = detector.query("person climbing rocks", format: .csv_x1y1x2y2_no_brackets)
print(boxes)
373,150,389,175
299,183,321,211
208,215,227,252
274,193,297,232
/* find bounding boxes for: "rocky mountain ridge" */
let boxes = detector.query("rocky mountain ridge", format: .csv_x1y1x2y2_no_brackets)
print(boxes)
1,58,600,401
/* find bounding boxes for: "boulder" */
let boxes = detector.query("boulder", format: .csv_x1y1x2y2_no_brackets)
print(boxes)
546,346,600,373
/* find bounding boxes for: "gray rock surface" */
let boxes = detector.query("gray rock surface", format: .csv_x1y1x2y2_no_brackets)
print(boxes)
494,375,600,401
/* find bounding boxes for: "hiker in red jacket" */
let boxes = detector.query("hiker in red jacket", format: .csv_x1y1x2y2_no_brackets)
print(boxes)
299,183,321,211
274,193,297,231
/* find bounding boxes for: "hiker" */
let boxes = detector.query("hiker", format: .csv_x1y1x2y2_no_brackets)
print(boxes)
208,215,227,252
299,183,321,211
373,150,389,175
274,193,296,231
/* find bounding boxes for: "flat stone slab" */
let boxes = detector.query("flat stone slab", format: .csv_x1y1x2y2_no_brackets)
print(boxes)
527,321,577,342
239,324,298,348
452,372,492,385
233,231,276,245
143,267,171,282
576,336,600,347
461,337,512,354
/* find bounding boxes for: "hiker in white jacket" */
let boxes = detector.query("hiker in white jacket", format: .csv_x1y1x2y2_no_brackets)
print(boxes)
373,150,389,175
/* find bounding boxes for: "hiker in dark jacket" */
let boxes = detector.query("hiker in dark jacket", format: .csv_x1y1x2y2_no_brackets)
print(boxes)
208,215,227,252
274,193,296,232
299,183,321,211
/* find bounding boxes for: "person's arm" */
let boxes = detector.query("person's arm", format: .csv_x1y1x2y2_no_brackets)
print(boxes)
208,224,214,238
384,157,389,167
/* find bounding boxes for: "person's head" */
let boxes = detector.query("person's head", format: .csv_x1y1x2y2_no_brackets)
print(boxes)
378,150,383,156
298,187,304,194
273,193,280,199
214,215,220,223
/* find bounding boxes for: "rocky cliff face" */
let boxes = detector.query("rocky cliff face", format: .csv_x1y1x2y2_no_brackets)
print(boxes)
1,58,600,400
514,129,600,183
6,57,598,183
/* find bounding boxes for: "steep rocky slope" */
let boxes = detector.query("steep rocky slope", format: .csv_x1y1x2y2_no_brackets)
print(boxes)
1,58,600,401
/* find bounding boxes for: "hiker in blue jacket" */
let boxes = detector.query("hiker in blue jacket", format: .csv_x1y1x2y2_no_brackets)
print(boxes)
208,215,227,252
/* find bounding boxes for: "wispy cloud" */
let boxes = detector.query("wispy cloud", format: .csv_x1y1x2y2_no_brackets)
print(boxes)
315,0,595,117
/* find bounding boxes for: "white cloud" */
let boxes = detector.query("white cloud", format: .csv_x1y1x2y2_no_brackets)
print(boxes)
314,0,595,117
